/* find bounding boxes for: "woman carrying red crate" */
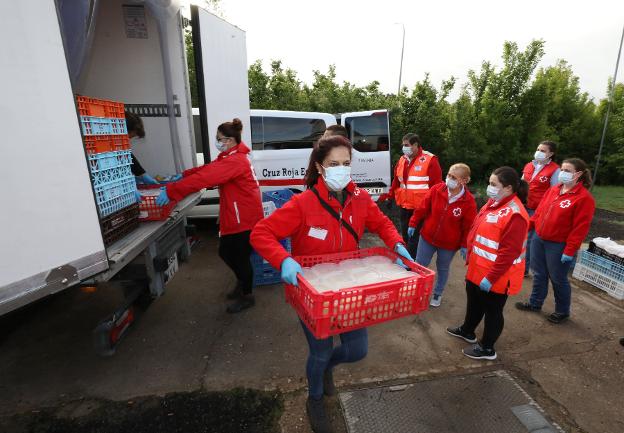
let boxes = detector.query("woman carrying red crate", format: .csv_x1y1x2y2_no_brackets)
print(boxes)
447,167,529,361
155,118,264,314
515,158,595,324
250,136,411,433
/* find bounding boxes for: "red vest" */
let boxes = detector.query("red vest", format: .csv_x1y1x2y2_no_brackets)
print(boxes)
466,196,529,295
522,161,559,210
394,151,434,209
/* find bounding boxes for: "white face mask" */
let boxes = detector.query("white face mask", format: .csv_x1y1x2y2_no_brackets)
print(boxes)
558,171,576,185
215,141,228,152
402,146,413,157
323,165,351,191
534,150,549,163
446,177,459,190
486,185,501,200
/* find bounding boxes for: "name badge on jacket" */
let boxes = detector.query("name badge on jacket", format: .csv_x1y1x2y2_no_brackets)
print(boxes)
308,227,328,240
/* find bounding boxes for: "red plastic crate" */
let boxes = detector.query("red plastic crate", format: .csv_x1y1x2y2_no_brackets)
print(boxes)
138,186,175,221
84,135,131,154
76,95,125,118
285,247,435,339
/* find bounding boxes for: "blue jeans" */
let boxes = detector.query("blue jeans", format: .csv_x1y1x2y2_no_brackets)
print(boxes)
528,235,574,315
300,321,368,399
415,236,456,296
525,208,535,275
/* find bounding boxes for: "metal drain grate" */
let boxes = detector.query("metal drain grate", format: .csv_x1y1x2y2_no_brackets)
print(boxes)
339,370,561,433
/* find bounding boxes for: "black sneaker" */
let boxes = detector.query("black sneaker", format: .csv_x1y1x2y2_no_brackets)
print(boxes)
226,286,242,300
323,369,336,396
226,294,255,314
462,343,497,360
446,326,477,344
306,397,332,433
547,312,569,324
515,301,541,312
620,337,624,347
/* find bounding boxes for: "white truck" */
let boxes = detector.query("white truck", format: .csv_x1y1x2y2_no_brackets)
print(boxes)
0,1,250,354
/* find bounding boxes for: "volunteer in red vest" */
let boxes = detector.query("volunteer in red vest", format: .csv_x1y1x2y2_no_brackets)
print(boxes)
447,167,529,360
521,140,560,276
378,133,443,258
516,158,595,324
155,118,263,314
407,163,477,307
250,136,410,433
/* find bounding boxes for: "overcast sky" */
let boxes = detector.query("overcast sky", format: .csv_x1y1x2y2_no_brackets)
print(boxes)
190,0,623,102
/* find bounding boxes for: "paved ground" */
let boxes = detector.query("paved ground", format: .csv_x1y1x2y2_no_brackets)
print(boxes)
0,219,623,432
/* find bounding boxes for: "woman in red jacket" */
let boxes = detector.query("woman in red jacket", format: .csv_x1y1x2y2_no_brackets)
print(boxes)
447,167,529,361
250,136,410,433
407,163,477,307
516,158,595,323
155,118,263,314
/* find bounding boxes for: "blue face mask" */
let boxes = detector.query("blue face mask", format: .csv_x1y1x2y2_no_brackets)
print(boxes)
402,146,413,157
323,165,351,191
558,171,576,185
486,185,501,200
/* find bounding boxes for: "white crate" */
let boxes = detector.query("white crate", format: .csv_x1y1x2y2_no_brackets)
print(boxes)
263,201,277,218
573,262,624,300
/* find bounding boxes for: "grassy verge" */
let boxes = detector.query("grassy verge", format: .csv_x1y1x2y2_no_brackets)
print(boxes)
591,185,624,213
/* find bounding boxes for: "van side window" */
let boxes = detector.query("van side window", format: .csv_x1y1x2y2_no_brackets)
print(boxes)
251,116,264,150
262,117,326,150
345,113,389,152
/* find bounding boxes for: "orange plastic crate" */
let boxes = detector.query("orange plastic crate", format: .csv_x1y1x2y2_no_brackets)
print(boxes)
76,95,125,118
138,186,175,221
285,247,435,339
83,135,131,154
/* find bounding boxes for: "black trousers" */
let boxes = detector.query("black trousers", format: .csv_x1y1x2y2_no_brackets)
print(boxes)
461,280,508,350
218,230,253,295
399,206,420,258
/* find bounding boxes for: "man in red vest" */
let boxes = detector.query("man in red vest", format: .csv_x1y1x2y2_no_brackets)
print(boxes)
378,133,443,257
521,141,560,276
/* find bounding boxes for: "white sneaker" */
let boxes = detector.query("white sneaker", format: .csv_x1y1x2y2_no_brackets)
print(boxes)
430,294,442,307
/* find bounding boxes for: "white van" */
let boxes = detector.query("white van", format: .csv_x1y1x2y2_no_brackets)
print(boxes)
187,109,392,218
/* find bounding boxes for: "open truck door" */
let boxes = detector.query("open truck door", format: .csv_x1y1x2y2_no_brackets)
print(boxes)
0,0,108,315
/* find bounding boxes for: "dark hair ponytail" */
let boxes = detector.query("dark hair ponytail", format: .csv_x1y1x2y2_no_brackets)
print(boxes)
217,118,243,144
304,136,352,189
563,158,592,188
125,111,145,138
493,166,528,205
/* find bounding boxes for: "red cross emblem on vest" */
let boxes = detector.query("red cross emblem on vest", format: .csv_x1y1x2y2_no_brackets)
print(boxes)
498,207,511,217
419,156,427,163
559,199,571,208
452,207,462,217
539,175,549,183
353,187,361,196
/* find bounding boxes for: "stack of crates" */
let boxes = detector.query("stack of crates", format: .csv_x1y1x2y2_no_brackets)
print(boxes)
573,242,624,300
250,189,295,286
76,96,139,246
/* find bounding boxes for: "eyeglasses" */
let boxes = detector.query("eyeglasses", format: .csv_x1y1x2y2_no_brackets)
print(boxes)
216,136,232,145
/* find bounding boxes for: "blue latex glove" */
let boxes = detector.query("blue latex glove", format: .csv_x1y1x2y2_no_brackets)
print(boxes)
394,243,414,268
155,187,170,206
171,173,183,182
134,190,142,203
407,227,416,238
561,254,574,263
459,247,467,261
140,173,159,185
479,277,492,292
281,257,303,286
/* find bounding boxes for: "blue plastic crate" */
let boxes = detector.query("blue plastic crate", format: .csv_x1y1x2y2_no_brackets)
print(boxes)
80,116,128,136
577,250,624,282
262,189,294,209
94,176,137,217
251,238,291,286
88,151,132,186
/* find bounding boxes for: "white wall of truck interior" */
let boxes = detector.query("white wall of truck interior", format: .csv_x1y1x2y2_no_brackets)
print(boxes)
79,0,196,176
0,1,106,287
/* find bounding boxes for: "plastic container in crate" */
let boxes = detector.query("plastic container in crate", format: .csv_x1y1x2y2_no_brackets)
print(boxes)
572,250,624,300
94,176,137,217
80,116,128,136
285,247,435,339
250,238,291,286
138,186,175,221
83,135,130,154
76,96,125,118
262,189,294,209
88,151,132,186
100,203,139,246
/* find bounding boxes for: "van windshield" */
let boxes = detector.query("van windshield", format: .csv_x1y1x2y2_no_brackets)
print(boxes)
252,117,326,150
345,113,389,152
